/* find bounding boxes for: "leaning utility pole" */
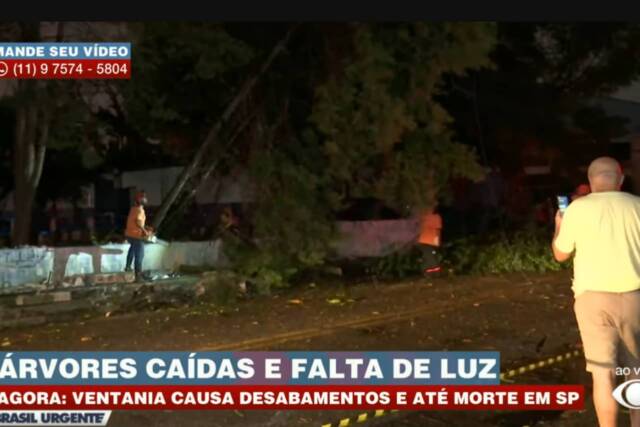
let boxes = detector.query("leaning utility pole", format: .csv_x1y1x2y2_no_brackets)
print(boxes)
151,25,299,231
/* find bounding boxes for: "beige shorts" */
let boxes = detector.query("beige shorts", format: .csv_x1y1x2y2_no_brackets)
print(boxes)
574,290,640,372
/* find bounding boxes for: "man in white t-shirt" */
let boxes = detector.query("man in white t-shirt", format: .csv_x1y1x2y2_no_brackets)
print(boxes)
553,157,640,427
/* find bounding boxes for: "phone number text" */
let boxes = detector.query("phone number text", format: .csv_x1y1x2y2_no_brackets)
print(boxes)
0,60,131,79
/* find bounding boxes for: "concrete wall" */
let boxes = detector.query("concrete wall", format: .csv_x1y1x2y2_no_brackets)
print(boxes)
0,240,225,289
0,247,54,290
334,219,420,259
0,219,419,288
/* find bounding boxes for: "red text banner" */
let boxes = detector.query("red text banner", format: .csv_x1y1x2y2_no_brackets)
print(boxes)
0,60,130,79
0,385,584,411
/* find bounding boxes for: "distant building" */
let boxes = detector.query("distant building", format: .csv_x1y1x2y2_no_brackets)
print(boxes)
118,167,255,207
0,166,256,243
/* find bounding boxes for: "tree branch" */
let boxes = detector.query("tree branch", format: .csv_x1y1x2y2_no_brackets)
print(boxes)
161,110,258,231
151,24,301,230
451,81,475,99
31,106,50,188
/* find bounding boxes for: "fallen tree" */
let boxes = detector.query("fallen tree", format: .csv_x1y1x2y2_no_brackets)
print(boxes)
151,25,299,231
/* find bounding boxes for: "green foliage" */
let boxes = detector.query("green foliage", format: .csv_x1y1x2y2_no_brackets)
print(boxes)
117,22,255,142
221,235,304,295
100,23,498,282
196,270,242,307
46,86,92,150
533,23,640,96
311,23,496,213
226,149,337,292
339,227,566,280
442,23,640,177
369,247,423,279
226,23,497,285
442,228,568,275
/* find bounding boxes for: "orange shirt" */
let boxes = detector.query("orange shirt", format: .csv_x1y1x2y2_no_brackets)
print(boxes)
125,206,146,239
418,213,442,246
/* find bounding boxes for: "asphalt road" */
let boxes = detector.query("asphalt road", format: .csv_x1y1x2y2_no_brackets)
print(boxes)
3,270,595,427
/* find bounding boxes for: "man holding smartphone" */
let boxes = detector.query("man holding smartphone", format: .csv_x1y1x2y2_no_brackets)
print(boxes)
552,157,640,427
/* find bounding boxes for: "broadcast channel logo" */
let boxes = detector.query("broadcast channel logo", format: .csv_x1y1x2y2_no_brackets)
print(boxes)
613,379,640,409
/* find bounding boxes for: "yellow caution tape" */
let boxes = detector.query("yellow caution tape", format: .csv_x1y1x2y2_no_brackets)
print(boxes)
499,349,582,381
320,349,583,427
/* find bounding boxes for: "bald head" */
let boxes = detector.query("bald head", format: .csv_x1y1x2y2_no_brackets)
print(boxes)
587,157,623,192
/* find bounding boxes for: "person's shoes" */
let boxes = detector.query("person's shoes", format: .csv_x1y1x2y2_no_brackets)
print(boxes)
134,272,145,283
124,266,133,272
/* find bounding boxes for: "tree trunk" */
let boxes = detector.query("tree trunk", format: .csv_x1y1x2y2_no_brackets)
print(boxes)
12,184,35,246
151,25,299,231
12,93,50,246
10,22,57,246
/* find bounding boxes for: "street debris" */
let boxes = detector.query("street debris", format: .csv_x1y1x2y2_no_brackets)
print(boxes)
146,271,181,282
0,267,224,329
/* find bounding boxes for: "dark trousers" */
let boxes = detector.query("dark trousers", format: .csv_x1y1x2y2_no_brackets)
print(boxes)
126,237,145,273
419,244,440,271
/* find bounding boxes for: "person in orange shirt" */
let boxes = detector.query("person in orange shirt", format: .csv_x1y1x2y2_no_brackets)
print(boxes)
124,191,152,280
418,208,443,275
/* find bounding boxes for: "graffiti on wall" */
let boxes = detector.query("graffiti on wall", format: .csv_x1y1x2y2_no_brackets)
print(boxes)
0,240,225,288
0,220,417,288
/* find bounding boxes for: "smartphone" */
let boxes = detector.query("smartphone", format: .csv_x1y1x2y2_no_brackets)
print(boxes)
557,195,570,215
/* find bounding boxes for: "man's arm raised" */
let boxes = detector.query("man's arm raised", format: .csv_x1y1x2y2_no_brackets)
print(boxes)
552,210,573,262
